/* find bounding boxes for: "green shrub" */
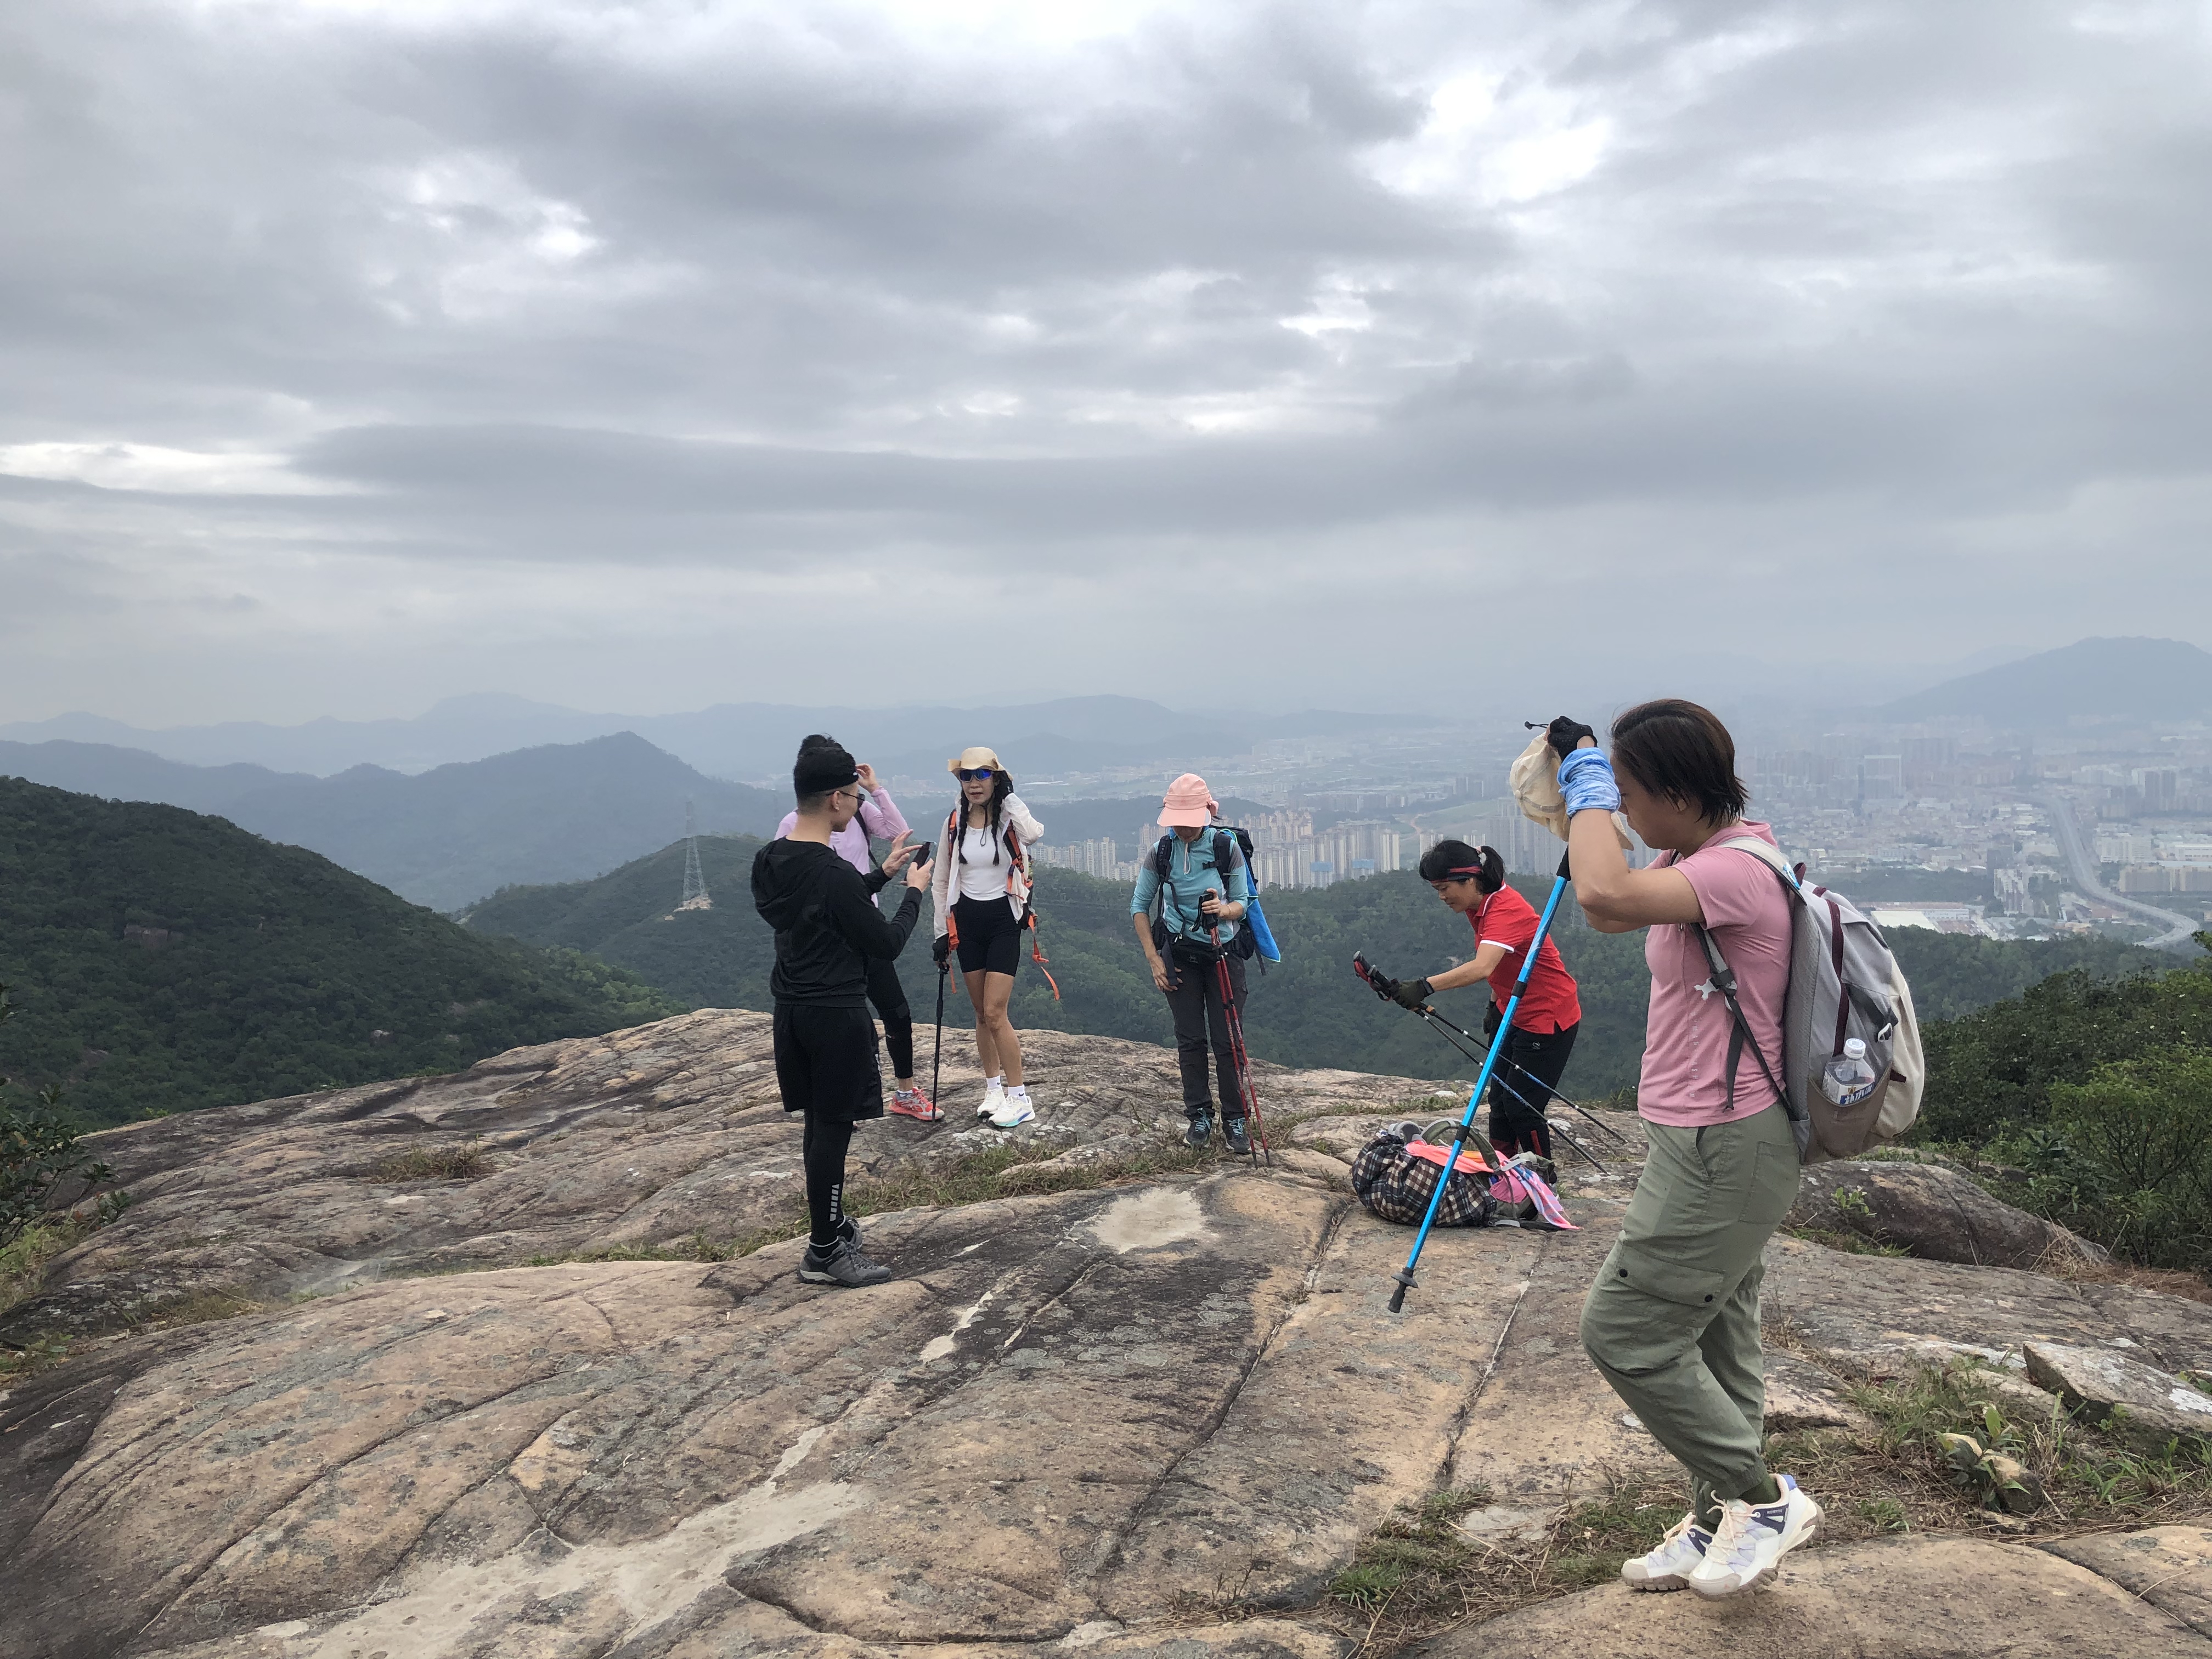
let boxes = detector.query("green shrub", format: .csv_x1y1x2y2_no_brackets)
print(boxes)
2005,1049,2212,1268
1918,934,2212,1146
1,985,117,1246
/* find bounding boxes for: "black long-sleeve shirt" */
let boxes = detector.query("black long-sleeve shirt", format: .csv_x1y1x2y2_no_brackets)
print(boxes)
751,838,924,1008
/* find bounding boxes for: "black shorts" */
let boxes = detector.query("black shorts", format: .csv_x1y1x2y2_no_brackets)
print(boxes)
771,1003,884,1122
951,895,1023,977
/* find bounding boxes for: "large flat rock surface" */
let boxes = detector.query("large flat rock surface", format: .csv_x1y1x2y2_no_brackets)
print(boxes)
2,1166,1547,1659
14,1018,2212,1658
10,1011,1448,1341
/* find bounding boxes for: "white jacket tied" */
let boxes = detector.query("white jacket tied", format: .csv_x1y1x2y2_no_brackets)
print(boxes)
931,792,1045,940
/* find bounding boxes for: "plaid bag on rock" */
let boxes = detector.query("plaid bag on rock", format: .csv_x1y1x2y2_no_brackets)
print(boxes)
1350,1125,1500,1228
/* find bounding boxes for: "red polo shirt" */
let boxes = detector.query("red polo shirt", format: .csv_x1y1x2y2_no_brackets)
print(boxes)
1470,883,1581,1034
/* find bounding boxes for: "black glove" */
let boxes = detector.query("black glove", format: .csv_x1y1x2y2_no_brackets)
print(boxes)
1391,976,1433,1009
1544,715,1597,761
933,935,951,968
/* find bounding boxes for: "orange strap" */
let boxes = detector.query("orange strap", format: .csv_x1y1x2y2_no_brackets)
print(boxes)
1023,910,1062,1001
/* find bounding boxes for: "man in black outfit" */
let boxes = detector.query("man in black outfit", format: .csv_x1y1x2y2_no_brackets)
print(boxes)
751,738,934,1288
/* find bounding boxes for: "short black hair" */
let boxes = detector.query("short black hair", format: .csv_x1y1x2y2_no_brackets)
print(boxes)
792,736,859,808
1418,838,1504,893
1610,699,1747,822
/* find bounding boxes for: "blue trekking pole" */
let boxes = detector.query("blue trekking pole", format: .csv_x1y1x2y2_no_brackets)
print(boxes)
1387,849,1574,1314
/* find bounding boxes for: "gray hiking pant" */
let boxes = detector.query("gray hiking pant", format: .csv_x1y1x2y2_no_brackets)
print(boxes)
1163,950,1247,1121
1579,1105,1801,1525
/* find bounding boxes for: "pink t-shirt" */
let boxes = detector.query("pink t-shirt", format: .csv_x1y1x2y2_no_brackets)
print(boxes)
1636,820,1790,1128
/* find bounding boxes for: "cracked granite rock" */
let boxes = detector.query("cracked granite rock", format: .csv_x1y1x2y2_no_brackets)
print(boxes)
7,1010,1452,1342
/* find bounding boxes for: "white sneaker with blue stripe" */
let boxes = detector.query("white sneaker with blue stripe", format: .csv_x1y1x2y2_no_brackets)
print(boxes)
1689,1474,1820,1598
1619,1512,1713,1592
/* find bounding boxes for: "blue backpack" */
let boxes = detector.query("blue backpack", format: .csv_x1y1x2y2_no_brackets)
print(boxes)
1148,827,1282,966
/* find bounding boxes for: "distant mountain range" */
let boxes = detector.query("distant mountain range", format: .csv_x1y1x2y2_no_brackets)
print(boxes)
1881,637,2212,727
0,732,785,911
0,777,676,1126
0,693,1433,782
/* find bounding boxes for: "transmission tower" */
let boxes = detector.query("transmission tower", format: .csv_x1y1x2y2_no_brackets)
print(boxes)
678,799,711,910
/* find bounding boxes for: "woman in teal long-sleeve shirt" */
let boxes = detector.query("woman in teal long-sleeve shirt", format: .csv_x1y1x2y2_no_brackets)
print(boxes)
1128,773,1255,1154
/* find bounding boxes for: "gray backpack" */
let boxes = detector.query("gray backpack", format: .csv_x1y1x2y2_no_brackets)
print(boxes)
1690,838,1926,1164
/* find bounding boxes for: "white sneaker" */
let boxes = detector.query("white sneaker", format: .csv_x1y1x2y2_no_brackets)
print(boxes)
1689,1475,1820,1599
988,1090,1036,1129
1619,1512,1713,1592
977,1079,1005,1120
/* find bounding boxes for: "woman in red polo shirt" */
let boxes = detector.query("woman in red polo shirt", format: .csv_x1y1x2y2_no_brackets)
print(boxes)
1389,838,1581,1159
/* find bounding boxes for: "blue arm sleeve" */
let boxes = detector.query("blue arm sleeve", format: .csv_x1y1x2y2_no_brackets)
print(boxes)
1227,852,1253,904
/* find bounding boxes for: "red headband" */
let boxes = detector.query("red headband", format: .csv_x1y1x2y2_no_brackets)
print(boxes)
1446,847,1498,878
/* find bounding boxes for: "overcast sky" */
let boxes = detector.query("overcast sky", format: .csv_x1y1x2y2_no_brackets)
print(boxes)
2,0,2208,725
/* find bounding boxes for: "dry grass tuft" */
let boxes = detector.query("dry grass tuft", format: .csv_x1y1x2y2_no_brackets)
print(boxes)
2033,1244,2212,1306
373,1142,495,1183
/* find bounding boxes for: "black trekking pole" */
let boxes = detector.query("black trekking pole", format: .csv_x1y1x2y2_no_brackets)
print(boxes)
1379,851,1574,1314
930,955,949,1122
1353,953,1625,1148
1483,1072,1607,1173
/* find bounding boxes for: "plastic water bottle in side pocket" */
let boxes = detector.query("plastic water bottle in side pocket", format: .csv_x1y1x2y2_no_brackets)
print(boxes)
1821,1037,1879,1108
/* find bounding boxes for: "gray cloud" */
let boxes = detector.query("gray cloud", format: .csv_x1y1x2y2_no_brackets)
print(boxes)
1,0,2207,721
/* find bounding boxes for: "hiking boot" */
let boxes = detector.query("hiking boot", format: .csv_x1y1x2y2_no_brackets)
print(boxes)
1620,1512,1713,1592
889,1085,941,1122
1222,1116,1252,1156
988,1088,1036,1129
1688,1475,1820,1598
977,1079,1005,1120
798,1235,891,1289
1184,1113,1214,1148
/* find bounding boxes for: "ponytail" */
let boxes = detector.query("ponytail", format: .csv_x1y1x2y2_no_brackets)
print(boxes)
1418,838,1505,893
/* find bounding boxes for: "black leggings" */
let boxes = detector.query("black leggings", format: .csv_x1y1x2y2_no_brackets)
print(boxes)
1482,1007,1579,1159
803,1113,855,1248
864,955,915,1079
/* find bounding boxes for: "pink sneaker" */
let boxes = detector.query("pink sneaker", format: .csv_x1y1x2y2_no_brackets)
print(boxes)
889,1086,941,1122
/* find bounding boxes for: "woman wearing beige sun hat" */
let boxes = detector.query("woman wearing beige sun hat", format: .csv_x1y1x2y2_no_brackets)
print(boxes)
930,746,1046,1127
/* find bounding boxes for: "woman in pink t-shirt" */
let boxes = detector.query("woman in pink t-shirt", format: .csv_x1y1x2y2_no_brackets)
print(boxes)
1553,700,1819,1602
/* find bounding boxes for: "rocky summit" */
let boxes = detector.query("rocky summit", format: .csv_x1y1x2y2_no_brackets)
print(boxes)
7,1010,2212,1658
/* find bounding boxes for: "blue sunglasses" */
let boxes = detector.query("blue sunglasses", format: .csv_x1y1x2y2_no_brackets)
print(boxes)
956,767,996,782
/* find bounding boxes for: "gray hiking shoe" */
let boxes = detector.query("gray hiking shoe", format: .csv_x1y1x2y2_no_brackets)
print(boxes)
1185,1113,1215,1148
1223,1116,1252,1156
799,1237,891,1288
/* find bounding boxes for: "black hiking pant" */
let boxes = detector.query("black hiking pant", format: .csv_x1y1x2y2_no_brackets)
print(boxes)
1483,1004,1577,1159
1164,948,1248,1122
864,955,915,1080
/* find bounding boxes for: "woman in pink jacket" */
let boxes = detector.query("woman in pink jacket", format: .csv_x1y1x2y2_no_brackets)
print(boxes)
776,738,936,1120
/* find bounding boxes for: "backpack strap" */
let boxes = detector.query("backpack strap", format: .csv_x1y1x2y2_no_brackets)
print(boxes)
1683,837,1796,1115
1691,925,1785,1114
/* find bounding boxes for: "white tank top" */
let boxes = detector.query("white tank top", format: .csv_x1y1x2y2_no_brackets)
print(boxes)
956,822,1009,901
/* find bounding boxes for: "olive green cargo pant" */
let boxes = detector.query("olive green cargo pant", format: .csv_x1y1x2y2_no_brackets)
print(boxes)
1579,1105,1801,1525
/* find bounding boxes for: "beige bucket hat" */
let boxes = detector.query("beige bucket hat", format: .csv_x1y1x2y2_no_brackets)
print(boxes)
947,746,1005,774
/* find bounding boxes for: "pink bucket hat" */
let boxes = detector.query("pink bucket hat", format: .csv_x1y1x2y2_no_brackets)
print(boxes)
1158,773,1217,829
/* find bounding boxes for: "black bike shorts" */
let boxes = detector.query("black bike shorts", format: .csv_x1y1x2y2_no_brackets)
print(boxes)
951,895,1023,977
772,1003,885,1123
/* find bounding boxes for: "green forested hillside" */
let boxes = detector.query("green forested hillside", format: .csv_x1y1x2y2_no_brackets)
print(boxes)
461,835,783,1012
465,837,2166,1101
0,778,679,1126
